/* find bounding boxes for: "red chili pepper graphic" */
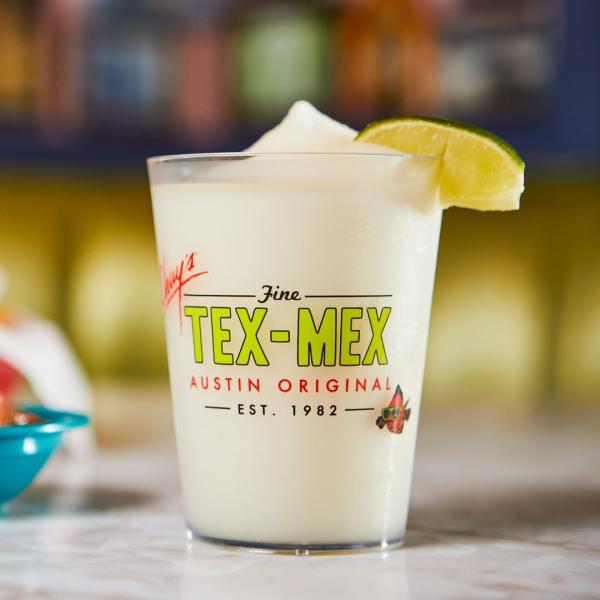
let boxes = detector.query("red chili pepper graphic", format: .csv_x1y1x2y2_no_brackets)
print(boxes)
376,385,411,434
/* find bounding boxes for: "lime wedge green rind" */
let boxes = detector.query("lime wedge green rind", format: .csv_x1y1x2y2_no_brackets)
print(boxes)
355,116,525,211
357,116,524,168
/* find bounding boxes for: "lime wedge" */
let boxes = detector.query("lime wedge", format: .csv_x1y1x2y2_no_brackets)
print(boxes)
356,117,524,211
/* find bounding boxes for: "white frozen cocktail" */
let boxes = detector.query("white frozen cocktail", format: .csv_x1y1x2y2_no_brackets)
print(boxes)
148,102,523,553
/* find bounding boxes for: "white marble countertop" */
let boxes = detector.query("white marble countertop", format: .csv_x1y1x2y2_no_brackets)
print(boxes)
0,409,599,599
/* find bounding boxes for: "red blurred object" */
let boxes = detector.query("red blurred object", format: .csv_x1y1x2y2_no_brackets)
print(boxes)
0,307,32,420
0,359,22,405
0,306,23,404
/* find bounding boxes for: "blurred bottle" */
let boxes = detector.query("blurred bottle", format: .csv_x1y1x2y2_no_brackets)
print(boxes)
81,2,175,136
37,0,88,136
437,0,562,122
231,1,331,125
175,13,233,142
335,0,440,121
0,0,37,121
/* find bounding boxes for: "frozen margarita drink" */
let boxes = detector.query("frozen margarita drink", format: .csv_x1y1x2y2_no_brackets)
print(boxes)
148,102,524,553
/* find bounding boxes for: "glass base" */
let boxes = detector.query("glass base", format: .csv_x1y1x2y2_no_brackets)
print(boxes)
186,525,405,555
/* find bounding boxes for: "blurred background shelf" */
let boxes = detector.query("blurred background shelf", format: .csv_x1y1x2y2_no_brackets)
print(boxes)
0,0,598,417
0,0,598,166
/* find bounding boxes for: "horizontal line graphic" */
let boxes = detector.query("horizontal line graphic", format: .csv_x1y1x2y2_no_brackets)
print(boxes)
305,294,393,299
184,294,256,298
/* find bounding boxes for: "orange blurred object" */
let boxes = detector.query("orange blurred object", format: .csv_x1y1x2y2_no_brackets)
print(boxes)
335,0,440,119
0,393,41,426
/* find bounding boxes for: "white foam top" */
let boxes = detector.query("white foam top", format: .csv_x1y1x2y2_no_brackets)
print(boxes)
247,101,383,154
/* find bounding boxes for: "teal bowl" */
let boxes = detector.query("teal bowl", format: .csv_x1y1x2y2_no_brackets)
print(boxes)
0,406,89,509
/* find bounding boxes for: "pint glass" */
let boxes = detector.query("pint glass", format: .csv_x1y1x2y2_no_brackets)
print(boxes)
148,152,441,553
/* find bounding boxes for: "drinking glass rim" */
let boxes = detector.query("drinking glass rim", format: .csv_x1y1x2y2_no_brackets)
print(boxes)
147,151,441,165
